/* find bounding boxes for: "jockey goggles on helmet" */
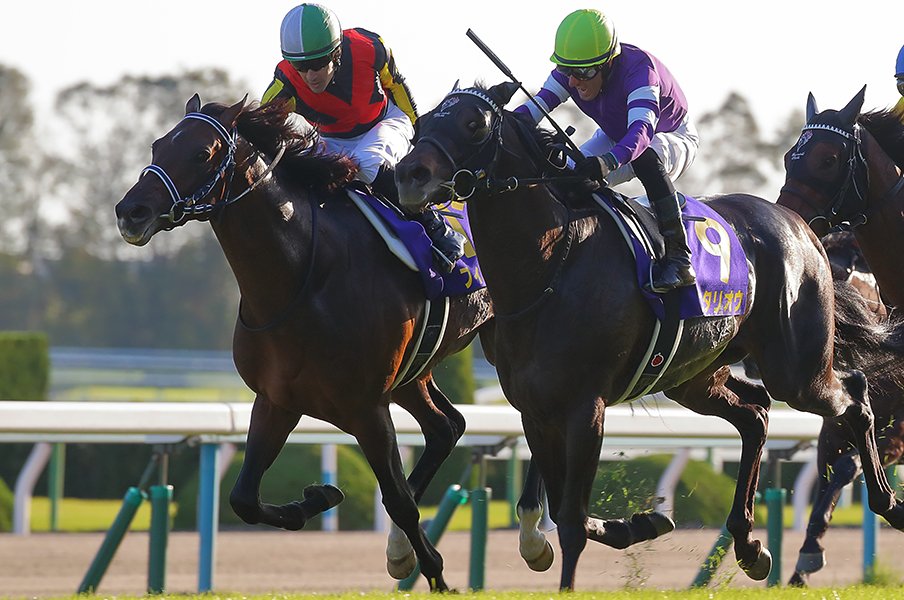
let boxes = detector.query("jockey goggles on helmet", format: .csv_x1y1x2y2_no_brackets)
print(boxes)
556,64,603,81
290,53,335,72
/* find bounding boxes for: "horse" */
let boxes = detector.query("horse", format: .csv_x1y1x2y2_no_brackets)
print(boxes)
114,95,495,591
776,86,904,308
395,81,904,590
775,88,904,586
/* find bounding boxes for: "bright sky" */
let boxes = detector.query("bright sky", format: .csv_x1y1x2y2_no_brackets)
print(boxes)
1,0,901,136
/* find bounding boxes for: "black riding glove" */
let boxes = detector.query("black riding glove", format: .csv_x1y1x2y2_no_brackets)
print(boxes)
575,152,617,183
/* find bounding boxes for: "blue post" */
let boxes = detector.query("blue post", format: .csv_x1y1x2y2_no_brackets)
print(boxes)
198,443,221,592
321,444,338,532
862,477,878,583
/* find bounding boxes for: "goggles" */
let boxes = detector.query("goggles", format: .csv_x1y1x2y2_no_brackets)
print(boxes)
290,55,333,73
556,64,602,81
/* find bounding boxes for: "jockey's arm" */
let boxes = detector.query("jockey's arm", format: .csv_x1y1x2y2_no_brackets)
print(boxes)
374,37,418,125
261,72,298,112
513,71,570,124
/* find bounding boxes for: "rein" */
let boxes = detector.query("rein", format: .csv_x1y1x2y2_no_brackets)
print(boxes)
426,88,581,319
792,123,871,232
141,112,286,224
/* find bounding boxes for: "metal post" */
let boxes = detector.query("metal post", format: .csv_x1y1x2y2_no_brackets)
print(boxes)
862,476,878,583
147,484,173,594
321,444,338,532
765,487,786,587
78,487,146,593
506,450,521,528
397,484,469,590
468,487,492,590
689,523,733,588
198,442,221,592
48,443,65,532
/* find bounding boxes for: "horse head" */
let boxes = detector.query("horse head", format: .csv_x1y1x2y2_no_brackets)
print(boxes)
776,86,868,236
396,81,521,213
115,94,251,245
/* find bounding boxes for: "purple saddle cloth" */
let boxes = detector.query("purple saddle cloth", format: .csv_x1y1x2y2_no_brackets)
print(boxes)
597,192,750,321
348,187,486,300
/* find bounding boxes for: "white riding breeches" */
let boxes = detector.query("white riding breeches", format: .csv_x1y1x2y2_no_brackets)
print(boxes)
579,117,700,188
320,101,415,184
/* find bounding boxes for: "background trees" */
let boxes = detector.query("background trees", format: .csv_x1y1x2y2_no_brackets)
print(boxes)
0,62,805,350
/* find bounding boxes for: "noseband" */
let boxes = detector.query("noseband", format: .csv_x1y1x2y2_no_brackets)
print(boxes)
141,112,285,224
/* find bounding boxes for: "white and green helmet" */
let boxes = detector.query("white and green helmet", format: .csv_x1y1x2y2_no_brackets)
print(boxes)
280,3,342,62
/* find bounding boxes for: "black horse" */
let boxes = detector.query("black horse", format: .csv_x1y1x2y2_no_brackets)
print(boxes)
115,96,494,591
395,82,904,590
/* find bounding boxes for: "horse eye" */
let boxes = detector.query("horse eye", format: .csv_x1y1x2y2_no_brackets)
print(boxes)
822,156,837,169
196,149,212,162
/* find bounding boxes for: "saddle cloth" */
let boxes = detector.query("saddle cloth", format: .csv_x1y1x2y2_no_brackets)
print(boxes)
346,187,486,301
593,191,751,322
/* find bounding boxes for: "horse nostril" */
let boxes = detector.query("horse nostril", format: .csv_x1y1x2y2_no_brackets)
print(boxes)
411,165,432,186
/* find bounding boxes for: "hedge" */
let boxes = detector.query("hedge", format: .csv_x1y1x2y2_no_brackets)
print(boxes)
173,444,377,530
0,477,12,532
0,331,49,400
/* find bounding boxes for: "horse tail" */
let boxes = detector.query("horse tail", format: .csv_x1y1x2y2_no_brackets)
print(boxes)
832,280,904,388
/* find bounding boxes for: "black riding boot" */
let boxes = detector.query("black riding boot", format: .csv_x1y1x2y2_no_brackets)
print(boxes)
414,209,467,273
646,193,697,294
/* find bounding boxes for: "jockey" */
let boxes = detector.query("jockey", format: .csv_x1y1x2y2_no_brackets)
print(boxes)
514,8,699,294
895,44,904,121
262,3,466,272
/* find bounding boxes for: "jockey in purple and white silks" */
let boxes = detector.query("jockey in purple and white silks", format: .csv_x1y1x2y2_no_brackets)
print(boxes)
515,8,700,294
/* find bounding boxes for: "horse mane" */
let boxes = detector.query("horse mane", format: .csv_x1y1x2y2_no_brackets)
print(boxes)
215,99,358,192
832,280,904,389
858,109,904,168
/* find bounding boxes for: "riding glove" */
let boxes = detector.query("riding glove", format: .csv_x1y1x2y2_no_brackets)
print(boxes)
576,152,618,183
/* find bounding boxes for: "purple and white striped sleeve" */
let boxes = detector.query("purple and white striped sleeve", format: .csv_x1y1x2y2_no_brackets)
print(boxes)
610,78,661,166
513,71,571,123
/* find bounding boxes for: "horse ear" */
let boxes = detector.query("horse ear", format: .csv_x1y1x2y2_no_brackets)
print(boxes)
805,92,818,122
488,81,520,107
220,95,248,129
450,79,461,92
186,94,202,115
838,85,866,126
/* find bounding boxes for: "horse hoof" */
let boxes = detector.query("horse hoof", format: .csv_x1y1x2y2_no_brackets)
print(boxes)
739,547,772,581
302,484,345,514
788,571,808,587
795,551,826,574
639,511,676,538
883,502,904,531
387,550,417,580
523,540,555,572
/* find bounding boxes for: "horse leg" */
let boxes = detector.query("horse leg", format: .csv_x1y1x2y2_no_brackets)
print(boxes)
354,405,449,592
551,397,610,591
670,366,773,580
229,395,344,530
517,458,555,571
384,378,464,578
789,440,860,587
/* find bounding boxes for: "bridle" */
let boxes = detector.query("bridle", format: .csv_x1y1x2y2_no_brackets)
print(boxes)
141,111,285,225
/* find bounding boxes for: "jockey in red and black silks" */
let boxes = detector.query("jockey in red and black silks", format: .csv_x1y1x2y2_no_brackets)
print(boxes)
263,27,417,140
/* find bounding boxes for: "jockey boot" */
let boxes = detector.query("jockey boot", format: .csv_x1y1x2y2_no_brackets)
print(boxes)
646,192,697,294
414,209,467,274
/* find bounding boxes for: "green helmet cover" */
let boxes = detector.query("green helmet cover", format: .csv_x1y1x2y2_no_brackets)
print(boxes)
280,3,342,61
551,9,620,67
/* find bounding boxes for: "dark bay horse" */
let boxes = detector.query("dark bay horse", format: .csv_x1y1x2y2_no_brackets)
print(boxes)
775,88,904,585
776,86,904,307
395,82,904,590
115,95,494,591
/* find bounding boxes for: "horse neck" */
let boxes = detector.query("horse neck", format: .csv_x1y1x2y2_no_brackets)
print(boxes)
853,130,904,307
210,170,316,321
468,172,570,313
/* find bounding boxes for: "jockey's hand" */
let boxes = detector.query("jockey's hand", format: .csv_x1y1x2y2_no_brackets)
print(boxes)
575,154,613,183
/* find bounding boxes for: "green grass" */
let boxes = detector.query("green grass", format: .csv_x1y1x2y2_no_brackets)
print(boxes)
28,497,876,533
14,587,904,600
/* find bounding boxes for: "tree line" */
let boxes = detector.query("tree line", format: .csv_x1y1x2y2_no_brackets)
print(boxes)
0,64,804,350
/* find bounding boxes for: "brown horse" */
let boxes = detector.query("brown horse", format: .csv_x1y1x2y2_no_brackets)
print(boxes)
395,82,904,590
776,86,904,307
114,95,494,591
775,89,904,586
